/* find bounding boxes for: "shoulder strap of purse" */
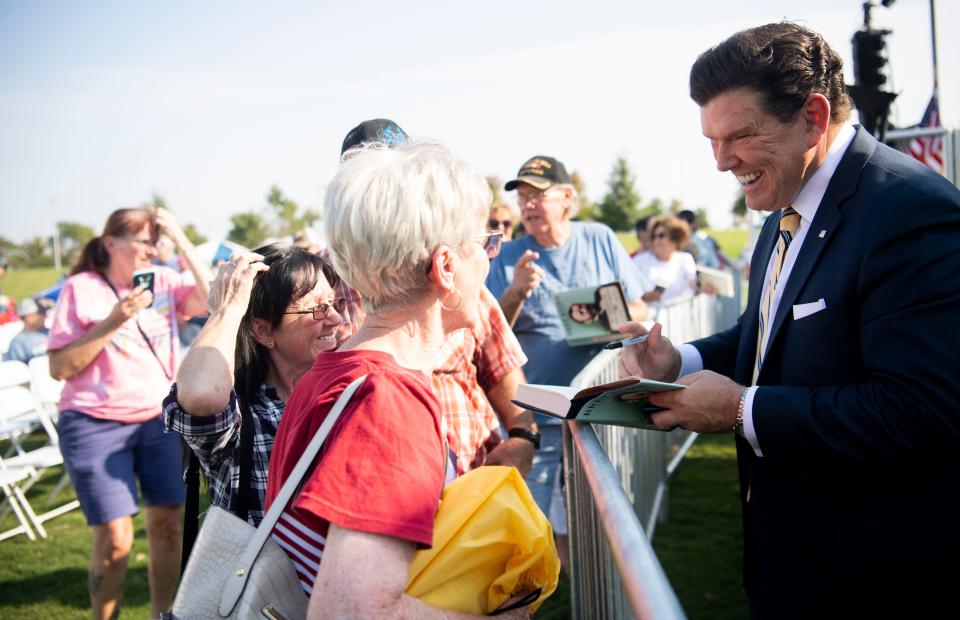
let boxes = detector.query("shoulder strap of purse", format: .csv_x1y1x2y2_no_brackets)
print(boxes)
218,374,367,617
98,273,172,381
181,394,254,575
180,449,201,575
235,395,255,523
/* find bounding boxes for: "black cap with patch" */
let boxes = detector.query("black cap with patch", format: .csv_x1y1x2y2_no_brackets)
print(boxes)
340,119,409,155
504,155,571,191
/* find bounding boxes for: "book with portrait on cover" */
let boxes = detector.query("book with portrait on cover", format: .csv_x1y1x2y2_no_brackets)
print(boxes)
554,281,631,347
512,376,685,429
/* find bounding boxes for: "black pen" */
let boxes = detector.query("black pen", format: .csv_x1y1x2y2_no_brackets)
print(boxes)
603,334,649,350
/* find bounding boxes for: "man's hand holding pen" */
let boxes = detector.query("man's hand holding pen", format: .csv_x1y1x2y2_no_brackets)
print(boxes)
615,321,744,433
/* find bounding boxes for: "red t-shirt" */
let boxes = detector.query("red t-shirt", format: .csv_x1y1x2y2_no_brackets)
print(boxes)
265,349,447,595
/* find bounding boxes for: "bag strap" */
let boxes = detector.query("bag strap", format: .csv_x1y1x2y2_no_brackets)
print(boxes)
180,394,256,576
235,396,255,523
218,374,367,617
99,273,172,381
180,449,201,575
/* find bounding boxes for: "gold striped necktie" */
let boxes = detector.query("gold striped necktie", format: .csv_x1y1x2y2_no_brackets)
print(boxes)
753,207,801,384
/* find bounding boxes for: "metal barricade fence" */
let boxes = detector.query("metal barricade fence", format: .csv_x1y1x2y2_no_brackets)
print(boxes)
563,291,739,619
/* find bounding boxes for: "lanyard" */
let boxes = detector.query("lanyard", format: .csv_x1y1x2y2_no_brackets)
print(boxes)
99,273,173,381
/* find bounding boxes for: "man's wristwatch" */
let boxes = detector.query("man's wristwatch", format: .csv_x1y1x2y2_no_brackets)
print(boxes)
508,427,541,450
733,387,748,438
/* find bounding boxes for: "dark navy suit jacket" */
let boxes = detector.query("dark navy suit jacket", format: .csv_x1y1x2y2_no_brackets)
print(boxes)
693,126,960,616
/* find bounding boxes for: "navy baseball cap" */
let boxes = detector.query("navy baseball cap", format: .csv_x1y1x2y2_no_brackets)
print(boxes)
504,155,571,191
340,119,409,155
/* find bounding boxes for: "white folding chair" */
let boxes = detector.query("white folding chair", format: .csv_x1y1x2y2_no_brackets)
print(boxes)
0,320,24,356
28,355,63,423
0,359,31,389
0,464,41,541
0,385,79,538
0,385,44,452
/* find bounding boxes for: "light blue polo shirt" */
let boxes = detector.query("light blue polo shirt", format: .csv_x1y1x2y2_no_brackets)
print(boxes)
486,221,649,388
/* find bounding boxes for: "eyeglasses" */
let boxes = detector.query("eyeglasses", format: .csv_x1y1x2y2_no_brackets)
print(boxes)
652,232,670,240
128,237,158,248
488,219,513,230
283,298,347,321
516,188,559,206
474,231,503,259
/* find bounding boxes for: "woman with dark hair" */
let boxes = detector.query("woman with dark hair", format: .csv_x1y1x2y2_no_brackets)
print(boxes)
47,206,210,620
162,244,343,526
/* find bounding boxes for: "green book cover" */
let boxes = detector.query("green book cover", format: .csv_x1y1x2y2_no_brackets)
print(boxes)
554,281,631,347
512,377,685,430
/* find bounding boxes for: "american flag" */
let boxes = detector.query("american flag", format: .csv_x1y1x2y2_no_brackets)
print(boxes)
908,93,944,174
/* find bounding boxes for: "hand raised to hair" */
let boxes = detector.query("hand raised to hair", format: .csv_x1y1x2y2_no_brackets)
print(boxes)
153,207,190,249
206,253,269,315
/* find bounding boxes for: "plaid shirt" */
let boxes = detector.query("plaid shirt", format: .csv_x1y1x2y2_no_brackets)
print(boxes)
162,382,283,526
334,274,527,473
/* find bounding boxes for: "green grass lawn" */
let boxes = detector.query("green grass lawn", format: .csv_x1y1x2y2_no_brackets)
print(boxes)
707,229,749,260
616,229,748,261
2,267,65,302
0,434,742,619
0,448,154,619
653,434,746,619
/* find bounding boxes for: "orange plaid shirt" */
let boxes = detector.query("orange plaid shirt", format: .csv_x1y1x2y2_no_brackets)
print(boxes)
334,275,526,473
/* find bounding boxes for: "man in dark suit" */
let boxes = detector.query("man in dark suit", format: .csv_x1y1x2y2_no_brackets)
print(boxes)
620,23,960,617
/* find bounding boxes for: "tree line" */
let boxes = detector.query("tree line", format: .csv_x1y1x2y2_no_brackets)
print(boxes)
2,159,747,270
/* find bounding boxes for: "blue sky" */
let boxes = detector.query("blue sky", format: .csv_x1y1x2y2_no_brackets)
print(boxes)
1,0,955,243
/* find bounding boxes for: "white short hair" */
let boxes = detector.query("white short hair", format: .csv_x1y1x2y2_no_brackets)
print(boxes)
324,142,491,311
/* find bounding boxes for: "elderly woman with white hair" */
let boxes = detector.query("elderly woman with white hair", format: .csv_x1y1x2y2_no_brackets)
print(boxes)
264,142,522,618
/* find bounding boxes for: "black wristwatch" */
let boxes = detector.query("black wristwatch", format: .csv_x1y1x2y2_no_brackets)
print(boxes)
508,427,541,450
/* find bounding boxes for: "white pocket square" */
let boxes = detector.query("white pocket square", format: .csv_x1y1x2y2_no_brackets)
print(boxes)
793,298,826,320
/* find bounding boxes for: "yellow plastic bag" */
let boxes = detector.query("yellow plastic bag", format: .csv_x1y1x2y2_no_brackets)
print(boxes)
406,466,561,615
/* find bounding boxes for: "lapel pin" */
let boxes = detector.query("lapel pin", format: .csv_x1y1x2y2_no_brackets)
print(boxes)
818,230,827,238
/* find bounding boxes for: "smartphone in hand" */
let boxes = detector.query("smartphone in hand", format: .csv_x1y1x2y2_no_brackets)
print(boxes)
132,268,155,307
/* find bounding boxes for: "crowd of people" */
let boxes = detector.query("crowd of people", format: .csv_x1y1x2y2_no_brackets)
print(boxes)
4,19,956,620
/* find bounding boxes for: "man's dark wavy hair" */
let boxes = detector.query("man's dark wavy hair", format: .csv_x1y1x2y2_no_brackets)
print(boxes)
689,22,853,124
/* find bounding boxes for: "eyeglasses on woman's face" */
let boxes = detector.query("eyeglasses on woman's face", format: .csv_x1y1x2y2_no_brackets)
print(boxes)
652,230,670,241
473,231,503,259
127,237,158,249
488,218,513,231
283,298,347,321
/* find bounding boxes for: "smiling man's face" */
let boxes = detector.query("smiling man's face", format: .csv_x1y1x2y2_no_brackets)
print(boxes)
701,87,816,212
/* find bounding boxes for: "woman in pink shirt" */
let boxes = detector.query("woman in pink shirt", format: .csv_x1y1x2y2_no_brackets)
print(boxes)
48,206,210,620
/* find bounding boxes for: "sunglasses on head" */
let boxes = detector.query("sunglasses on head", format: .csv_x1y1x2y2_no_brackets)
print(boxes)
283,298,347,321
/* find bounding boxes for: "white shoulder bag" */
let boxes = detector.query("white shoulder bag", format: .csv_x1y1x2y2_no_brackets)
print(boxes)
171,375,367,620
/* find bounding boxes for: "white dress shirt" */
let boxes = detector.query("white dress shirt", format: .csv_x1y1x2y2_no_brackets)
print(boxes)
677,123,856,456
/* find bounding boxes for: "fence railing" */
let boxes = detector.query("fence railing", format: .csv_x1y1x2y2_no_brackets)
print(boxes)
563,290,740,619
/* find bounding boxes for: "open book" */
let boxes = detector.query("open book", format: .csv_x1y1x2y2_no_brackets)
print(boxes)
512,377,685,429
554,281,631,347
696,266,735,298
